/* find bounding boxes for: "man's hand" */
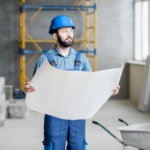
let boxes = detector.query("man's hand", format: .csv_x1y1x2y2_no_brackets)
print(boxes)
23,82,35,94
112,85,120,96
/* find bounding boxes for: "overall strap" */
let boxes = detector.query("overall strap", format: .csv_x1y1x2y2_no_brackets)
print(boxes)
74,51,81,70
44,52,57,67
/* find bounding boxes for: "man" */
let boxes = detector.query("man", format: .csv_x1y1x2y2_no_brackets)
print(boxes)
23,15,120,150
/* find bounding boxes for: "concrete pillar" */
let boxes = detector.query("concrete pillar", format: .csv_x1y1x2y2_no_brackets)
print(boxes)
138,0,150,112
0,77,6,126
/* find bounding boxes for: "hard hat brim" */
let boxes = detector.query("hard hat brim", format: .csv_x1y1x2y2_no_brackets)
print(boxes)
49,25,76,34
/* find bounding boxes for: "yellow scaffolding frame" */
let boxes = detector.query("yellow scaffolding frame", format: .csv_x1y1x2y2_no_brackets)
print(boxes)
19,0,97,90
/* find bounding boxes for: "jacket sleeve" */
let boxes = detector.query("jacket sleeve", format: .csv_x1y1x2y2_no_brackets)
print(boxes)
81,54,92,72
33,55,47,76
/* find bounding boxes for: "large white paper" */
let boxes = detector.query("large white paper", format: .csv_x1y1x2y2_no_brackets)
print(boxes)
26,60,124,120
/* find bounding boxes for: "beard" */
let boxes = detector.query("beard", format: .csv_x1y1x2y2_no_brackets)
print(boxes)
57,34,74,47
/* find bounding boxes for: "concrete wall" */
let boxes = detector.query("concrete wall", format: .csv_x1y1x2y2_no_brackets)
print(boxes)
128,62,145,102
0,0,134,98
97,0,134,69
97,0,134,99
0,1,20,88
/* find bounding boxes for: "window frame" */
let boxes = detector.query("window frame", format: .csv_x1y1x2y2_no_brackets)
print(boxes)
134,0,149,61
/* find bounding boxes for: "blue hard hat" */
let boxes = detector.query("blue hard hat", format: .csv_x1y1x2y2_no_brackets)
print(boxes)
49,15,76,34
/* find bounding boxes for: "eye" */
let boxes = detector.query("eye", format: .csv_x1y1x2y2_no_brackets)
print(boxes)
62,29,67,33
70,29,73,32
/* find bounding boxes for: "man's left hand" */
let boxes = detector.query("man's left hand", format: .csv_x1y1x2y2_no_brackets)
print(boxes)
112,85,120,96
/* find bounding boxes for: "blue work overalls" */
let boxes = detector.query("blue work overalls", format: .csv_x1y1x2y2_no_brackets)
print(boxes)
42,51,86,150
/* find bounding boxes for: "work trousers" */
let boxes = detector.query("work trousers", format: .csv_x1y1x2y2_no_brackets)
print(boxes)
43,115,86,150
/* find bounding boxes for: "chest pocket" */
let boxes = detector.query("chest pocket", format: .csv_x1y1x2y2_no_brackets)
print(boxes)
44,52,82,71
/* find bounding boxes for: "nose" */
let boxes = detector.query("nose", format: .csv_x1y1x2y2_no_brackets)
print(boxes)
67,31,71,37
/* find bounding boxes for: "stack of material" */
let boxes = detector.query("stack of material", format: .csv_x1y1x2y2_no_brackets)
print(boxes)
5,85,30,118
7,99,30,118
0,77,6,126
5,85,13,101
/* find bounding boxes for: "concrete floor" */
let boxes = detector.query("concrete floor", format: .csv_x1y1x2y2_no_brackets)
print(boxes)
0,100,150,150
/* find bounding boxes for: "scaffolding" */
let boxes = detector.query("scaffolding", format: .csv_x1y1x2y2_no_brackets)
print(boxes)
19,0,97,90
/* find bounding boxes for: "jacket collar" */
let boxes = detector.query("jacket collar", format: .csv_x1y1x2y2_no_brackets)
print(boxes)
53,45,74,57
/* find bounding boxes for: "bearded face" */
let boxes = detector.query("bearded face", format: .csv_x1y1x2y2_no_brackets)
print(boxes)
56,27,74,47
57,34,74,47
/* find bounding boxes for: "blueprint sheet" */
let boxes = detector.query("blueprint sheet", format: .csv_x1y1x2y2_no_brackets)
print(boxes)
26,60,124,120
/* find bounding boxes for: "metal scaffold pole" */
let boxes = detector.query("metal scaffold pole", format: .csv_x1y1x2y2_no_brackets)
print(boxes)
94,0,97,71
20,0,26,90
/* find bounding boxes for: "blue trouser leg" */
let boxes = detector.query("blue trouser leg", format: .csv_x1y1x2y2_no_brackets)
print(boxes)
43,115,86,150
66,120,86,150
43,115,67,150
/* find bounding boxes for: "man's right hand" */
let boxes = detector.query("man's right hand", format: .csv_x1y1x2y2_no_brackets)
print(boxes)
23,82,35,94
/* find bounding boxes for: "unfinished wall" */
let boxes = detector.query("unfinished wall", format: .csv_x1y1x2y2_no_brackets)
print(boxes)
97,0,134,99
0,1,20,88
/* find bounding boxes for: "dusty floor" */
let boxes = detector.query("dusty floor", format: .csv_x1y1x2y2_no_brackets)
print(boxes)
0,100,150,150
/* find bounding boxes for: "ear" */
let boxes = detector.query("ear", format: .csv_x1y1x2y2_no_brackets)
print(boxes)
53,33,58,40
